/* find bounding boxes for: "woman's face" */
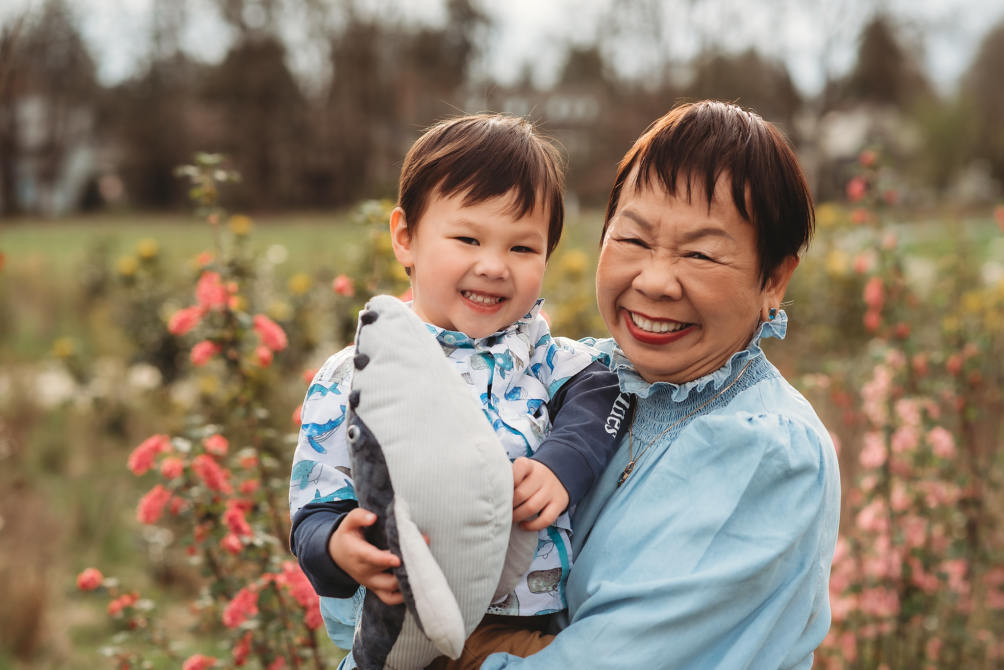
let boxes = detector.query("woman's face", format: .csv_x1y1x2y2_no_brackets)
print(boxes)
597,174,792,384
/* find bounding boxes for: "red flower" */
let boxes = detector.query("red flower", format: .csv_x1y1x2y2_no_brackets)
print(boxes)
268,658,286,670
169,496,185,515
859,149,877,167
168,305,206,336
222,586,259,628
77,568,103,591
277,561,322,629
203,434,228,457
256,346,273,367
846,176,867,202
239,451,259,469
996,205,1004,234
108,591,139,616
946,353,963,376
239,479,260,495
192,454,233,494
223,503,253,537
196,271,228,310
302,368,319,384
292,404,302,426
137,484,172,525
233,631,254,667
253,314,288,352
182,654,217,670
160,457,184,479
220,533,243,555
127,434,171,475
863,277,884,310
196,251,214,267
851,208,871,225
863,309,882,332
190,340,222,367
332,274,355,297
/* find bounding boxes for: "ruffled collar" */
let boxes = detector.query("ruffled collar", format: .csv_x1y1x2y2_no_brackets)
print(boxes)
418,298,545,349
610,310,787,401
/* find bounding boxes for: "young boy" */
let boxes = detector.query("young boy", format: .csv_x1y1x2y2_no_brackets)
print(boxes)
288,114,627,668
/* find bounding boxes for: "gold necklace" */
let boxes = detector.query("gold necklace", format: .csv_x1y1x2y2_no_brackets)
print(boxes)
616,358,756,488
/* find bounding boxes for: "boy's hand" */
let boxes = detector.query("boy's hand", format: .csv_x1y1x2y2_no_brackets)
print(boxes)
511,457,569,532
328,508,403,605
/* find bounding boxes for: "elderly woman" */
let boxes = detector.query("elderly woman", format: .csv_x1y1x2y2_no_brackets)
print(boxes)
482,101,841,669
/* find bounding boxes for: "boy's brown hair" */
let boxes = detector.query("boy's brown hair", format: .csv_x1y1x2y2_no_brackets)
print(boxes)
604,101,814,289
398,114,566,258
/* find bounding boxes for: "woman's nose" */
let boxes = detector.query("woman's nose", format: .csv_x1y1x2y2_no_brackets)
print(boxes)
632,258,683,301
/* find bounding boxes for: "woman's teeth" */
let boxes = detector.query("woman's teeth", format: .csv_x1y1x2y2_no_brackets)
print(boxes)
630,311,688,333
462,290,503,305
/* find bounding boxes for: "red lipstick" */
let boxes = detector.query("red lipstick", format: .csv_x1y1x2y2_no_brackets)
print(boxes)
622,309,695,345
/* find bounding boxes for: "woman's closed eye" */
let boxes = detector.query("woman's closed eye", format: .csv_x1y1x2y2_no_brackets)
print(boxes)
686,251,716,262
614,236,649,249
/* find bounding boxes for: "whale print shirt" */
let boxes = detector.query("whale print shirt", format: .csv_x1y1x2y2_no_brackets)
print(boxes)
288,299,626,632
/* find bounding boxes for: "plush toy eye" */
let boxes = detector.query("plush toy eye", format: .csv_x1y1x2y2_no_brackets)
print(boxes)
346,425,360,443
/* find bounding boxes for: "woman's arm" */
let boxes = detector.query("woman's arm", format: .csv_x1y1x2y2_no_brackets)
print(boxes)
484,412,840,670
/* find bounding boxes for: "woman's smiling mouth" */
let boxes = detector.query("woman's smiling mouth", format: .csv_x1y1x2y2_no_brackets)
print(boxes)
623,309,695,344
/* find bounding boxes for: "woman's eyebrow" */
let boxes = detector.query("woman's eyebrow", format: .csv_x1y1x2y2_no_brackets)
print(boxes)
679,227,735,243
621,209,654,231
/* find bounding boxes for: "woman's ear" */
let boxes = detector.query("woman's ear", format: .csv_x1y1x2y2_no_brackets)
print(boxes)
390,207,414,270
760,255,800,321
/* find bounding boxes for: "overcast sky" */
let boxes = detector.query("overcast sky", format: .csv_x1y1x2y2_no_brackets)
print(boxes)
3,0,1003,96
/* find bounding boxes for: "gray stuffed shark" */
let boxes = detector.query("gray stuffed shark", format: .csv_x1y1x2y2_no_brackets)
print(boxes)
345,295,537,670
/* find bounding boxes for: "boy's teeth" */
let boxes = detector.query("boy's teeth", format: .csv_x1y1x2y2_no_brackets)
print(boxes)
630,311,687,333
463,291,502,305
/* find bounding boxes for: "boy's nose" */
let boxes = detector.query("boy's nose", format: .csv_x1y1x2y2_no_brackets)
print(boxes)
474,251,509,280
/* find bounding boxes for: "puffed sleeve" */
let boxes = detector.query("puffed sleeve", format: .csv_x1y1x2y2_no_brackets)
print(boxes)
483,412,840,670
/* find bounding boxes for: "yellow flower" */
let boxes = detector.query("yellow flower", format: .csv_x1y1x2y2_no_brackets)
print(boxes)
52,337,76,358
117,256,139,276
229,295,248,313
824,250,849,277
288,273,312,295
268,300,292,322
962,292,982,315
136,238,159,259
942,315,960,333
229,215,253,235
558,250,588,278
199,375,219,396
816,203,839,228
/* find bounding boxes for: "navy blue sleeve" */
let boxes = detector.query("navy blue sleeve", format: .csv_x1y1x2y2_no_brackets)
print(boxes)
289,499,361,598
531,361,631,506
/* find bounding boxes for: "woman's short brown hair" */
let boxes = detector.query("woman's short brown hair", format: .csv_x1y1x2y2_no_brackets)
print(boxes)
603,101,814,289
398,114,566,258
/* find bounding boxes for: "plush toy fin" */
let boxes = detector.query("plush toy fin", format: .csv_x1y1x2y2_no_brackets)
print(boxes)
492,522,538,602
389,497,466,660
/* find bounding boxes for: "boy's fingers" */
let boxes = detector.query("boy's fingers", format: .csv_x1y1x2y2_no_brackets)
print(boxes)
354,543,401,569
342,508,378,531
512,504,538,524
372,588,404,606
363,572,400,593
512,457,533,486
523,501,560,531
512,479,539,509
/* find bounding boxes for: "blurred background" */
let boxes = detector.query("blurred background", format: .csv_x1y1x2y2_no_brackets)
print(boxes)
3,0,1004,668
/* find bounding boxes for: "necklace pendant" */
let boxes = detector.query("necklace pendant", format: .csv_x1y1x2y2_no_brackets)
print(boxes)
616,461,636,488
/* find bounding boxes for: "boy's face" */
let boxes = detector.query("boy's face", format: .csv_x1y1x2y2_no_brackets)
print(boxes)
391,190,549,338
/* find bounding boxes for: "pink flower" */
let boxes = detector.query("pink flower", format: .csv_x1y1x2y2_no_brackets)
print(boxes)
168,305,206,336
182,654,217,670
863,309,881,332
256,346,273,367
851,208,871,225
828,431,841,456
196,272,228,310
859,149,877,167
292,404,303,426
926,638,943,661
160,457,184,479
192,454,233,494
137,484,172,524
846,176,867,202
941,559,970,595
946,353,963,376
928,427,955,458
277,561,322,630
890,481,911,511
233,631,254,667
220,533,243,555
909,557,940,593
859,587,899,617
863,277,884,309
856,499,889,534
253,314,288,352
127,434,172,475
239,479,260,495
853,253,873,274
268,659,286,670
108,591,139,616
203,434,228,457
223,502,253,537
895,399,921,427
222,586,259,628
76,568,103,591
240,452,259,469
332,274,355,297
840,631,858,662
169,496,185,515
995,205,1004,234
890,426,918,454
190,340,222,366
302,368,319,384
859,432,887,469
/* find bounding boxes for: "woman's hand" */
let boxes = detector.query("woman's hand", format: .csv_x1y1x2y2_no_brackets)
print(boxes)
328,508,403,605
512,457,569,531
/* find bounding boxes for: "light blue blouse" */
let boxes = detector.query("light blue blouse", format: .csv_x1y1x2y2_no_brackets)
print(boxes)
483,313,841,670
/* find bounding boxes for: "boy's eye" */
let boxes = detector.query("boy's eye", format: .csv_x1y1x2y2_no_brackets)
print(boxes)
455,237,479,246
511,246,536,254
